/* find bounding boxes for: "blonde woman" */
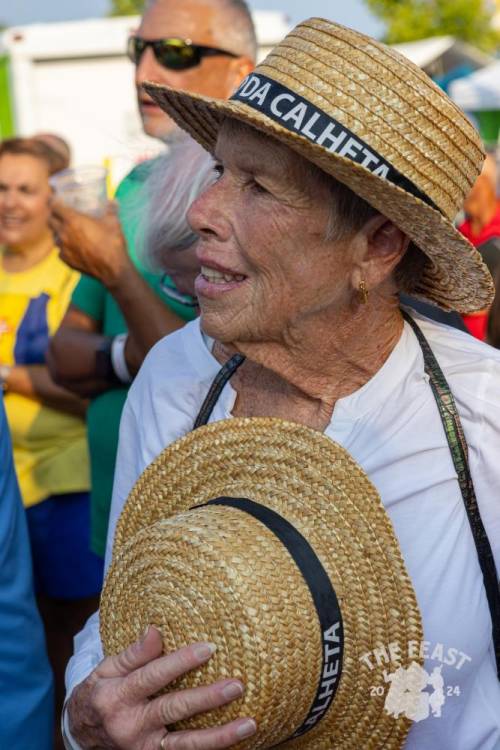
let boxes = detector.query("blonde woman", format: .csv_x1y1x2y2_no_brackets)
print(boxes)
0,137,103,749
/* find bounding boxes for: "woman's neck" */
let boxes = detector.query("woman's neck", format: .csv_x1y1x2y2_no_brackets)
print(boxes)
2,230,54,273
215,295,404,419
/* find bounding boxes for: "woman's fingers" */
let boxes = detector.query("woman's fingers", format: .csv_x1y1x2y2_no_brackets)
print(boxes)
122,641,217,702
148,679,245,728
67,635,256,750
96,625,164,679
160,718,257,750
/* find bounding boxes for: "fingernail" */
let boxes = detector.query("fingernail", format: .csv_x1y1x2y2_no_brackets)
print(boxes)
141,626,151,642
236,719,257,739
194,642,217,661
222,681,244,701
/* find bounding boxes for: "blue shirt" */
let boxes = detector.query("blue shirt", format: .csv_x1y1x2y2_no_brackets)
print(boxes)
0,395,53,749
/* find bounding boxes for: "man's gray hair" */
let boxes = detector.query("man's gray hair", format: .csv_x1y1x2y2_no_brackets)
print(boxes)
138,136,215,272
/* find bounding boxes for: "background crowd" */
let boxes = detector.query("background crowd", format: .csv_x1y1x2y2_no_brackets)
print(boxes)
1,0,500,748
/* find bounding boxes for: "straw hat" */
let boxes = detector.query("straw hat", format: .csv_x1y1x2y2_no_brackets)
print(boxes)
143,17,494,314
100,418,423,749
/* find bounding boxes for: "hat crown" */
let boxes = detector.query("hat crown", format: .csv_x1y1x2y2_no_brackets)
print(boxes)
102,418,424,749
249,18,483,219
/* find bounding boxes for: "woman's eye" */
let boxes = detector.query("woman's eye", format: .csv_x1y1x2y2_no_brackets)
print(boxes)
249,179,268,195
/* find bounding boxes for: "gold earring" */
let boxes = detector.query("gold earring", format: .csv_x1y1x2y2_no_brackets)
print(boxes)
359,280,369,305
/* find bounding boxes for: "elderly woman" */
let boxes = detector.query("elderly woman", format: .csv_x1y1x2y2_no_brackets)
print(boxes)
64,18,500,750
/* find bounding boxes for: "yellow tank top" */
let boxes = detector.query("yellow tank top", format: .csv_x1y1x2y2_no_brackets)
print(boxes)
0,247,90,506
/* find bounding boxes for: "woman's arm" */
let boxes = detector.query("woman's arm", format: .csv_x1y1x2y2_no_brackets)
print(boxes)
3,364,88,418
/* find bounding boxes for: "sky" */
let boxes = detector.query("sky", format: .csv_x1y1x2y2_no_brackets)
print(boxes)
1,0,383,37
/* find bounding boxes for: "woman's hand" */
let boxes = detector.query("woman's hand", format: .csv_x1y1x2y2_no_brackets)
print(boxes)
49,201,133,290
67,626,256,750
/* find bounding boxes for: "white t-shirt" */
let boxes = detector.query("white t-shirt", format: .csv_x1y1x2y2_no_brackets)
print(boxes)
66,311,500,750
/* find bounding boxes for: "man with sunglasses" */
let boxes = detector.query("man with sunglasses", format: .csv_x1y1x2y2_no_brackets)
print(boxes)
48,0,256,567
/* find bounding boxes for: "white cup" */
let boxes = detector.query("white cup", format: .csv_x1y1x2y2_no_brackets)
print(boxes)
50,166,108,217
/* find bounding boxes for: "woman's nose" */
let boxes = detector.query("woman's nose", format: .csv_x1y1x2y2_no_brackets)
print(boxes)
187,183,230,242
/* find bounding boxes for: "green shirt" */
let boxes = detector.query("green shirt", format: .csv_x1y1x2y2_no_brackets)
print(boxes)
72,159,197,556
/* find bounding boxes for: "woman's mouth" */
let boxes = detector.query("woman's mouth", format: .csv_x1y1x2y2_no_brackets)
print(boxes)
196,264,248,298
1,215,26,228
200,265,246,284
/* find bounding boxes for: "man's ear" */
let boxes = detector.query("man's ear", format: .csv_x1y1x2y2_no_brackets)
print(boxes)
351,215,409,292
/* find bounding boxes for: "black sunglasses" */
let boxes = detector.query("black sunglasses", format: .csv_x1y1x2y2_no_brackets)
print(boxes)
127,36,238,71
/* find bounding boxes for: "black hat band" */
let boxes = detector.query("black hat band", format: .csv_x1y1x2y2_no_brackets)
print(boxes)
231,74,439,213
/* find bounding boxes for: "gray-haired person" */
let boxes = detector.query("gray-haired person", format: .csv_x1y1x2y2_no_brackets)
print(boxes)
65,18,500,750
138,135,216,303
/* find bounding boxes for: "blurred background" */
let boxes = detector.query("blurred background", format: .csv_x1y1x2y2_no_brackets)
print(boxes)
2,0,499,186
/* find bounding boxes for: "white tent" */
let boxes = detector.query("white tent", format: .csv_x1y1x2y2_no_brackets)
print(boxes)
392,36,491,76
0,12,290,181
449,61,500,111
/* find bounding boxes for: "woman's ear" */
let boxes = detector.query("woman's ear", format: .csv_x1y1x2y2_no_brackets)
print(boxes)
351,215,409,292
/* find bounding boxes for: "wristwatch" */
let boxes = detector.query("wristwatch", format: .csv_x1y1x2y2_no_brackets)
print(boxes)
0,364,12,392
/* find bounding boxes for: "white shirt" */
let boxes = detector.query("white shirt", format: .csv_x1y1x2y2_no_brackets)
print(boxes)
66,311,500,750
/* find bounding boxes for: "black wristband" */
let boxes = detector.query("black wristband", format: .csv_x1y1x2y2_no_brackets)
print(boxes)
95,338,119,382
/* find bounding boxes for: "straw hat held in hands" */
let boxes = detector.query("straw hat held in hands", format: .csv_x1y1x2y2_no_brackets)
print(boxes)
65,17,500,750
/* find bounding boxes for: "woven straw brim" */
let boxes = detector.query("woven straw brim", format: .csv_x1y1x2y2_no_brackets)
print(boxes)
144,82,493,315
101,418,423,749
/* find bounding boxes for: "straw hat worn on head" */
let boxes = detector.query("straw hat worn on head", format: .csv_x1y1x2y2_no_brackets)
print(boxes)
143,17,494,314
101,418,423,749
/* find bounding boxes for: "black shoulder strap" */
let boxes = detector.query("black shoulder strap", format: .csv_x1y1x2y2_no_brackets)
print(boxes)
403,311,500,678
193,353,245,429
194,319,500,678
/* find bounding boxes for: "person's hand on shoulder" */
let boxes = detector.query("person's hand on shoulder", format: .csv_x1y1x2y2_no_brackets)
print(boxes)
66,626,256,750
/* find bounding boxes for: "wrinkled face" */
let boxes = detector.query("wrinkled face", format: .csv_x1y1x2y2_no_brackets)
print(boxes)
188,121,356,344
136,0,249,139
0,154,52,249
